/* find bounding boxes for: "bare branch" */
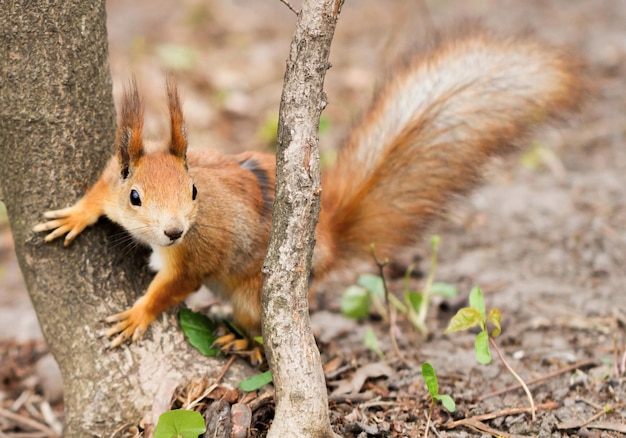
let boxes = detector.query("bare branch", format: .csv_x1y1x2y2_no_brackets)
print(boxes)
261,0,344,437
278,0,298,15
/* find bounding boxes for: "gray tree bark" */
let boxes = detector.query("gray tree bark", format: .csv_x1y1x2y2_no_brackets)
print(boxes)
261,1,343,437
0,1,249,436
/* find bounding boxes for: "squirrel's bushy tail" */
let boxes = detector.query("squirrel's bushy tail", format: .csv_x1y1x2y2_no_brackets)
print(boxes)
320,28,583,266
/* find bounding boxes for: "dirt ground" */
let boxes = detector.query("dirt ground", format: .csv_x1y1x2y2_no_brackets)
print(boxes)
1,0,625,436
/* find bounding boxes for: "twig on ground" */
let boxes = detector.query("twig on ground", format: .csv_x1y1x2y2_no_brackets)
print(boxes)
186,356,237,410
39,400,63,436
358,399,400,410
183,356,236,410
428,420,443,438
247,390,275,412
186,383,218,411
558,420,626,434
0,407,54,435
557,403,626,434
328,390,377,403
479,358,599,401
488,337,536,421
579,403,625,428
445,401,559,430
453,417,526,438
214,355,237,385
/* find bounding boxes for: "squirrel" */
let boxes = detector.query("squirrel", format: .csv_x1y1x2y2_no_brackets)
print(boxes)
34,28,582,351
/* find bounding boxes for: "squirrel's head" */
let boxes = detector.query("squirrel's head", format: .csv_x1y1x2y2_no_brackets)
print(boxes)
114,78,198,247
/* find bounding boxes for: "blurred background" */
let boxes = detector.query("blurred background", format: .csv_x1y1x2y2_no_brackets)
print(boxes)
1,0,625,434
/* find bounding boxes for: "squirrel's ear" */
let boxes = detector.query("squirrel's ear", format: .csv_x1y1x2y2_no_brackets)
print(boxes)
116,78,144,179
166,77,187,160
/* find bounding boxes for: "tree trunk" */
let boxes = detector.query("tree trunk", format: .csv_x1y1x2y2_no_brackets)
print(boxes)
261,1,343,437
0,1,250,436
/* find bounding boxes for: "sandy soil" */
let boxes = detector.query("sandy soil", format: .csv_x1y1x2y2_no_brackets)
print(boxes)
1,0,625,436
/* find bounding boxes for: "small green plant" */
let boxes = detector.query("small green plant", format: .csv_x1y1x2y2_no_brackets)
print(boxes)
422,362,455,411
405,236,458,335
340,274,379,319
444,286,536,420
422,361,455,437
239,370,273,392
422,362,456,435
363,326,384,359
340,237,457,364
153,409,206,438
340,236,457,335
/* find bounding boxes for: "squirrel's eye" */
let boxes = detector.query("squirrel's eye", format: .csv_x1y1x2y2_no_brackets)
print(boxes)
192,184,198,201
130,189,142,206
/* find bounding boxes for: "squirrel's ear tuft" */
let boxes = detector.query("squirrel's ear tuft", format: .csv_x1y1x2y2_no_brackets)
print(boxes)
166,76,188,160
116,77,144,178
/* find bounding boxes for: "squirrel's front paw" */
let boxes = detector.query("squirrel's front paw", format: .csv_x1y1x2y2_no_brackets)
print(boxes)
105,298,156,348
33,203,99,246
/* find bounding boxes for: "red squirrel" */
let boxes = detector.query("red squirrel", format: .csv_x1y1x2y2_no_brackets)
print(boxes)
34,29,583,349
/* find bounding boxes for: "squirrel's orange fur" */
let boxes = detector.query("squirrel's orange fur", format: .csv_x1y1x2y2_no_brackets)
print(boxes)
34,29,583,348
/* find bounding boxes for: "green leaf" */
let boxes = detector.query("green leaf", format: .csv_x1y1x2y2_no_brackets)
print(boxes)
253,336,264,345
357,274,385,297
340,285,371,319
421,362,439,398
405,291,423,311
363,326,384,359
431,282,458,299
154,409,206,438
239,370,273,392
487,308,502,338
443,307,482,334
435,394,456,413
423,363,456,412
469,286,486,320
474,330,492,364
178,309,221,357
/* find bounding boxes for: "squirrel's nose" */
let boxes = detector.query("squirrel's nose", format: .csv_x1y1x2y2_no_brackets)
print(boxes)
164,229,183,241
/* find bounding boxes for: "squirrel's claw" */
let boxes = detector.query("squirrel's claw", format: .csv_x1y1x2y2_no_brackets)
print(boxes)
108,330,131,349
33,203,100,245
213,333,249,351
213,333,264,366
105,300,154,348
